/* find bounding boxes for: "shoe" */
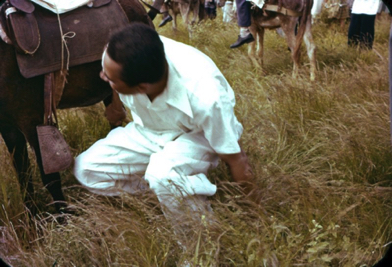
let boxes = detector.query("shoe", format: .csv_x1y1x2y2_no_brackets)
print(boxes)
230,33,255,49
158,14,173,27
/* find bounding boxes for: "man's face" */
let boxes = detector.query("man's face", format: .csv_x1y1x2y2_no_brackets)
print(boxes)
100,48,140,95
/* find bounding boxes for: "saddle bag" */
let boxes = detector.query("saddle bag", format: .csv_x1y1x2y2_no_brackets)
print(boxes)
2,0,40,54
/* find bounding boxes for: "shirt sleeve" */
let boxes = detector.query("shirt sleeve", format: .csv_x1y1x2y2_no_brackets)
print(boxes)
193,75,243,155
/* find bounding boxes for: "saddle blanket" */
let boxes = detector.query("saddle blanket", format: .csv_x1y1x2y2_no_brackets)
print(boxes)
31,0,93,14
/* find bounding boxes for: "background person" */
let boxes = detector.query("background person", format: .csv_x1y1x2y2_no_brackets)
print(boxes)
348,0,380,49
146,0,173,27
230,0,254,48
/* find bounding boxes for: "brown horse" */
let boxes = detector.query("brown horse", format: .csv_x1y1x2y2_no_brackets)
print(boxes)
219,0,316,81
165,0,208,36
0,0,151,215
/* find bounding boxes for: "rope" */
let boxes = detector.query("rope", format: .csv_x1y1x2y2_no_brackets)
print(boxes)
52,8,74,112
55,7,75,72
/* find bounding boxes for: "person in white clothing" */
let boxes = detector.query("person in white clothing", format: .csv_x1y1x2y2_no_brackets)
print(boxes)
73,23,254,247
348,0,380,49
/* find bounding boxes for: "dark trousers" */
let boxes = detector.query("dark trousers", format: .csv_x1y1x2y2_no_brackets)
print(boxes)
348,13,376,49
205,0,217,19
235,0,251,27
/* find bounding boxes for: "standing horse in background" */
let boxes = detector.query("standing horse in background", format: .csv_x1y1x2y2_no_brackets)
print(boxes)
165,0,210,36
219,0,317,81
0,0,151,215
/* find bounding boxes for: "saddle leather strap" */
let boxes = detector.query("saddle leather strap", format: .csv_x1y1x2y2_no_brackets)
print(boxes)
263,4,301,16
0,17,11,44
44,70,67,124
9,0,35,13
38,72,73,174
44,72,56,126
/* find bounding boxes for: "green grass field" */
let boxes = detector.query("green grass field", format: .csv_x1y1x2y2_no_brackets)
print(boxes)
0,8,391,267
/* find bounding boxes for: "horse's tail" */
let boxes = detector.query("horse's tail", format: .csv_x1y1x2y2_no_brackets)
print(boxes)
293,0,313,62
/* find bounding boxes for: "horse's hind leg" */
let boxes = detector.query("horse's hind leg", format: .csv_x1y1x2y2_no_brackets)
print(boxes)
191,0,199,25
282,19,300,79
171,9,178,30
248,26,263,70
179,3,192,37
169,2,179,30
1,125,36,215
303,17,316,81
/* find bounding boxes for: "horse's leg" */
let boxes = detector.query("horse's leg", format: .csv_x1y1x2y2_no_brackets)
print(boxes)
256,27,264,67
172,12,178,30
0,125,36,214
303,17,317,81
282,19,300,79
198,0,206,21
21,124,67,213
248,25,263,69
170,3,178,30
192,0,199,25
187,0,200,37
179,3,192,37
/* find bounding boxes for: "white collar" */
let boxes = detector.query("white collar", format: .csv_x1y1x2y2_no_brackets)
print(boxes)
145,57,193,118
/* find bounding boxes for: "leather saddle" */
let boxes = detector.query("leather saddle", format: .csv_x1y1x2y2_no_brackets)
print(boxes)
0,0,130,78
0,0,131,174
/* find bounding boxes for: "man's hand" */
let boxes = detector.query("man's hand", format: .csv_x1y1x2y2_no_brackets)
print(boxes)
218,148,254,188
104,91,126,127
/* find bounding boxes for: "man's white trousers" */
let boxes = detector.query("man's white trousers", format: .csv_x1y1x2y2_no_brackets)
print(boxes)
73,122,219,214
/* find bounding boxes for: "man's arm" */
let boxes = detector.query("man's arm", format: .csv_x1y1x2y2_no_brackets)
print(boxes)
218,147,254,186
104,90,126,127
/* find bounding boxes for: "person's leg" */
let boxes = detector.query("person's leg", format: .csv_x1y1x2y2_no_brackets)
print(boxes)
73,123,159,196
359,14,376,49
148,0,172,26
348,13,361,47
148,0,165,20
158,3,173,27
205,0,217,19
145,131,219,204
235,0,251,27
230,0,254,48
144,131,219,247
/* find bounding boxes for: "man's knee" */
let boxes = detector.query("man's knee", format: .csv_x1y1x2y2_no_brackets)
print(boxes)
72,153,92,184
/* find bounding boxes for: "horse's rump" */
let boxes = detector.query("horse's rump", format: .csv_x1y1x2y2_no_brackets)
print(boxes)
1,0,130,78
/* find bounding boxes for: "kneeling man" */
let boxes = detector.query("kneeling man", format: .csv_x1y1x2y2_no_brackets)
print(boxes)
73,23,254,241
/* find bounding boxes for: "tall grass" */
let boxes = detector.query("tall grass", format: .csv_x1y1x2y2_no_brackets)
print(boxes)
0,9,391,266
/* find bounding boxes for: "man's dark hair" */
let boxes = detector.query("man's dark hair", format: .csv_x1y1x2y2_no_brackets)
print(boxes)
107,23,166,87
